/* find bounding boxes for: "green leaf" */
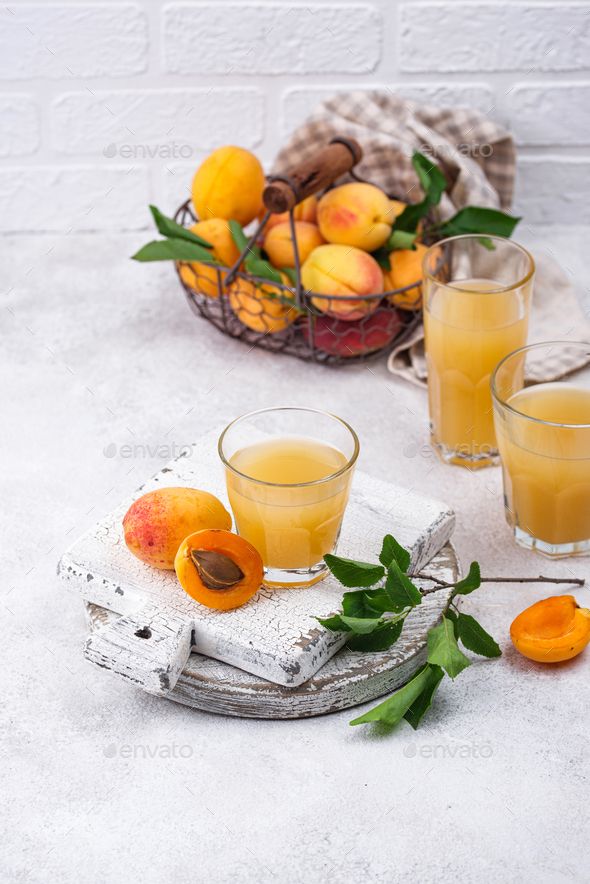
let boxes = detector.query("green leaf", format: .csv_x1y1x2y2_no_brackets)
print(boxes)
316,613,350,632
412,152,447,206
229,219,250,253
131,239,219,263
403,664,445,729
341,589,382,618
390,152,446,234
379,534,411,572
427,615,471,679
339,615,384,634
386,229,417,251
371,246,392,270
362,587,399,615
245,255,283,284
453,561,481,596
385,561,422,610
149,205,212,248
350,663,439,727
280,266,298,287
346,619,404,652
456,613,501,658
436,206,520,240
324,554,384,588
445,607,460,639
477,236,495,250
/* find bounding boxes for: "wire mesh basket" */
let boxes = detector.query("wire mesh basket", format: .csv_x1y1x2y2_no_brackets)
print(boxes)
175,138,424,365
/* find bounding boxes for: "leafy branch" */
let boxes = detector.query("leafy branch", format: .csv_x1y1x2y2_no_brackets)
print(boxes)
130,206,298,296
318,535,583,731
381,152,520,256
132,206,219,263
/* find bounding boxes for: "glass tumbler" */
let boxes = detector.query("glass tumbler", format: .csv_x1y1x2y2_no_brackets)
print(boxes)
492,341,590,557
218,407,359,585
423,235,534,468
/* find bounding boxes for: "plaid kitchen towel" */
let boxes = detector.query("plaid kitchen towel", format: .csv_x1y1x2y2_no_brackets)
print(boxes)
274,90,590,381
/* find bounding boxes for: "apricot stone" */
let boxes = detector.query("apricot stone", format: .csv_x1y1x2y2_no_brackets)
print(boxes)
263,221,324,268
192,146,265,226
178,218,241,298
123,487,232,570
317,183,393,251
301,243,383,321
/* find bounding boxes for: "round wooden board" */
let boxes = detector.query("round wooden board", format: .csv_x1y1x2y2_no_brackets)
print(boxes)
84,543,459,719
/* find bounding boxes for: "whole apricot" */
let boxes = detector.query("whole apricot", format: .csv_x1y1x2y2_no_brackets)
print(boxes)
263,221,324,268
317,183,393,251
229,274,298,334
123,487,232,570
302,243,383,321
178,218,241,298
263,195,318,232
175,529,263,611
383,243,436,310
510,595,590,663
192,146,265,226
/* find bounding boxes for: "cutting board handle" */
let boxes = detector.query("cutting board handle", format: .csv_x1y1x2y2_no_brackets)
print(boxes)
84,603,193,695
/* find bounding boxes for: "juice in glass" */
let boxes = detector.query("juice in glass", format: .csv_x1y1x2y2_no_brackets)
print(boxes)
423,236,534,467
219,408,358,585
493,342,590,557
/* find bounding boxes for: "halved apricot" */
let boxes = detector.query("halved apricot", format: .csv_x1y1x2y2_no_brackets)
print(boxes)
510,595,590,663
175,529,263,611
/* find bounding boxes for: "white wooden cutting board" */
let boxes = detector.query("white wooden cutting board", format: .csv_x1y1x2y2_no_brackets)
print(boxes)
59,427,454,694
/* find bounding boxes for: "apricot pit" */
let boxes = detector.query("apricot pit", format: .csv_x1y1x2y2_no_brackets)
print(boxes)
175,529,263,611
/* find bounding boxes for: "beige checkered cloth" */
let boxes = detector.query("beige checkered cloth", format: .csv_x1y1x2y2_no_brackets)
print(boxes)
274,90,590,382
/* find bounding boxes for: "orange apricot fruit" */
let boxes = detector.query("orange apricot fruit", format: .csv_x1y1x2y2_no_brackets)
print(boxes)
317,182,393,252
302,243,382,321
262,195,318,232
192,146,265,226
228,274,298,334
175,529,263,611
510,595,590,663
263,220,324,268
123,487,231,570
383,243,432,311
178,218,241,298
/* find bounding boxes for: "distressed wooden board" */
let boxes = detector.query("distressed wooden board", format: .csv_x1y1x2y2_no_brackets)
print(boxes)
59,427,455,694
83,544,459,719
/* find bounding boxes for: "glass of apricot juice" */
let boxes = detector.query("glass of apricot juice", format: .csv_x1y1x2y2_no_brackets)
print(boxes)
423,235,534,468
492,341,590,557
218,407,359,586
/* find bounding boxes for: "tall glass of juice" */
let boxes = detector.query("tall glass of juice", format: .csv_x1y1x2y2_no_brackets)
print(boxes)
218,407,359,586
423,235,534,468
492,341,590,557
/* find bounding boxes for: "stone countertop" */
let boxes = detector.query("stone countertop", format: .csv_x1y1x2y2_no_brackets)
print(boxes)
2,226,589,884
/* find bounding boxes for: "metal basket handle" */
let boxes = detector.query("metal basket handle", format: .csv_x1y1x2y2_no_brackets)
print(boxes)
263,137,363,214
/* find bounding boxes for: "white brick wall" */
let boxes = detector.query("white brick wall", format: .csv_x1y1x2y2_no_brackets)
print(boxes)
0,0,588,232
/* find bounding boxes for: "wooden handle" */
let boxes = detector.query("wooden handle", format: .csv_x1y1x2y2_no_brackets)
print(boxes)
263,137,363,214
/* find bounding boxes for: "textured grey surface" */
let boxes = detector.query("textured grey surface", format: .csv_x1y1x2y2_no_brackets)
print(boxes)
2,227,590,883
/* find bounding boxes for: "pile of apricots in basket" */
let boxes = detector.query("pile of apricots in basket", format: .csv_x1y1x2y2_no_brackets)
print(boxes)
122,485,590,664
174,145,431,355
